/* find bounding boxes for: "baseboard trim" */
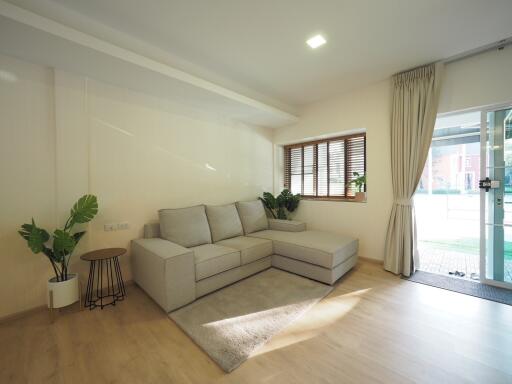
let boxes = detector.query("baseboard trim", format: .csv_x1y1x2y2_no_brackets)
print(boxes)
0,304,48,324
359,256,384,265
0,279,134,324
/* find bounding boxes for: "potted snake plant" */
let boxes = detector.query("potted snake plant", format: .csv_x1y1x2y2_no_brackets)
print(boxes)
18,194,98,308
350,172,367,202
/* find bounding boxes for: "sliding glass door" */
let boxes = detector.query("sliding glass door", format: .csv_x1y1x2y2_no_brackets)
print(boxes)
481,106,512,288
416,104,512,289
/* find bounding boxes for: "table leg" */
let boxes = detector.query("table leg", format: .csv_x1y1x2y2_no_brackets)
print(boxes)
99,259,103,309
79,279,83,311
114,256,126,299
108,258,116,305
85,260,94,309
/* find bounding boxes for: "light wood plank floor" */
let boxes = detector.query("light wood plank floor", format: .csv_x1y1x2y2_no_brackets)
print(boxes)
1,261,512,384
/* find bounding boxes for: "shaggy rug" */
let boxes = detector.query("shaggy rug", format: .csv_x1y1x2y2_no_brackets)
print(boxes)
169,268,332,372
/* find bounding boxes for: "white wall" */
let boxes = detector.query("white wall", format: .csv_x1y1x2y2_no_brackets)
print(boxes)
0,54,57,317
273,80,393,261
0,53,274,319
2,45,512,318
273,46,512,262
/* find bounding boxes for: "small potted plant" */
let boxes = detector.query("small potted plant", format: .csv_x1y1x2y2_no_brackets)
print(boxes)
350,172,367,202
18,194,98,309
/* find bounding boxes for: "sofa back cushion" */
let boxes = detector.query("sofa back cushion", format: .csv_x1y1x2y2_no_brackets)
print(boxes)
206,204,244,242
144,222,161,239
236,200,269,234
159,205,212,248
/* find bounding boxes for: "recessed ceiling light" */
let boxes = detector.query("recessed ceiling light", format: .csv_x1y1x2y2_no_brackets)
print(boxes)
306,34,326,49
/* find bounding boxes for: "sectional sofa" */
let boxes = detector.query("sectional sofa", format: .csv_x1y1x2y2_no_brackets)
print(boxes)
131,200,358,312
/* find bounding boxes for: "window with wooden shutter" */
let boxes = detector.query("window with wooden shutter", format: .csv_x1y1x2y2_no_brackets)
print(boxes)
284,133,366,200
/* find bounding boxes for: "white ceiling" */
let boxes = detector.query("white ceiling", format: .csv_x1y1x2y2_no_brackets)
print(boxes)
7,0,512,109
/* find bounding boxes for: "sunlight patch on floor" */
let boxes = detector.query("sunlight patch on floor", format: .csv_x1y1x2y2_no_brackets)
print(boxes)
252,288,370,356
415,282,485,315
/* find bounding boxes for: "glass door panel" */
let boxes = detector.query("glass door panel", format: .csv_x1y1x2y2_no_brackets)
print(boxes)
482,108,512,286
416,111,481,278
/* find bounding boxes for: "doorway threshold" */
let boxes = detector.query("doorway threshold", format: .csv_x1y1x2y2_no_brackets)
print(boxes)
404,270,512,305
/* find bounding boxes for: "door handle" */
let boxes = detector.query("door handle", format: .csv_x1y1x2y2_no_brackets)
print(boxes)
479,177,500,192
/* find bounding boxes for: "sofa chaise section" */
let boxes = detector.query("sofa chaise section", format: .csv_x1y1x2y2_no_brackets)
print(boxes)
249,229,357,268
237,201,358,285
249,230,358,285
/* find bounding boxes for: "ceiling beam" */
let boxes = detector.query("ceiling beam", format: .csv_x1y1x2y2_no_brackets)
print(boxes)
0,0,299,127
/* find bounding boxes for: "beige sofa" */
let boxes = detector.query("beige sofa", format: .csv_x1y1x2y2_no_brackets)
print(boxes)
131,200,358,312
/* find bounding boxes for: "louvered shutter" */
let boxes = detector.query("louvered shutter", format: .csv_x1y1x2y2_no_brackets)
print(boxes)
284,146,303,195
284,133,366,200
346,135,366,196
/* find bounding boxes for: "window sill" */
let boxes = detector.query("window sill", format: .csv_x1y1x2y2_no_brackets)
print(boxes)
300,196,367,203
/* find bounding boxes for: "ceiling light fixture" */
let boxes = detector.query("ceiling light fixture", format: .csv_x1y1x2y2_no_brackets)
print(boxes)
306,34,326,49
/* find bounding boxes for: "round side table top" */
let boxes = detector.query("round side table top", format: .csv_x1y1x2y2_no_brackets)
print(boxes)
80,248,126,261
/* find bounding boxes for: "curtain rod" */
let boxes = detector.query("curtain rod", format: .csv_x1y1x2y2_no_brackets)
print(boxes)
396,37,512,76
442,36,512,64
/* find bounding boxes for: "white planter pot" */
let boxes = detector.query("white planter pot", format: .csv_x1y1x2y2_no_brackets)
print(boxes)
47,273,79,309
354,192,366,202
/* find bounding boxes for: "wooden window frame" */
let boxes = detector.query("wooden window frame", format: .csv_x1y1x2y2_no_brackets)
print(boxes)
284,133,366,201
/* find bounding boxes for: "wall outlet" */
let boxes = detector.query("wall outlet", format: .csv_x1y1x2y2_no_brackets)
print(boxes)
104,223,115,232
117,222,129,230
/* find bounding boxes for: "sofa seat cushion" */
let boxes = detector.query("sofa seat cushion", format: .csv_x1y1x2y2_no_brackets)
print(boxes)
191,244,241,281
206,204,244,242
248,230,357,269
216,236,273,265
159,205,211,248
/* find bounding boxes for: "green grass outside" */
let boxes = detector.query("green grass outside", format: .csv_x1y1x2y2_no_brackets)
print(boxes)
421,238,512,261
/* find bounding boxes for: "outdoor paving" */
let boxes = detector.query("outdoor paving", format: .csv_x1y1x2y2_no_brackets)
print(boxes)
418,242,512,282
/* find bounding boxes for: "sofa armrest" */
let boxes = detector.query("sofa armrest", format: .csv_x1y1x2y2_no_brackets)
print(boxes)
268,219,306,232
131,238,195,312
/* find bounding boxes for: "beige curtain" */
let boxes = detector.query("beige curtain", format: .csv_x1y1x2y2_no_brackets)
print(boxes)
384,63,444,277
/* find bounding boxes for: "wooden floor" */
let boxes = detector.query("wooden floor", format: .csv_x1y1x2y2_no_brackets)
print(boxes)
1,261,512,384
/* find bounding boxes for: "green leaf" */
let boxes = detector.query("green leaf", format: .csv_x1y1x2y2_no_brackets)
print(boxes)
276,193,285,208
349,173,366,192
41,247,56,260
53,229,76,257
69,195,98,227
52,250,65,263
285,194,300,213
72,231,86,244
73,231,86,242
261,192,277,209
18,219,50,254
278,189,300,214
277,207,287,220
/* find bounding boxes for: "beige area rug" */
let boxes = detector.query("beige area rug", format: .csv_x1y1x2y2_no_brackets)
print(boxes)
169,268,332,372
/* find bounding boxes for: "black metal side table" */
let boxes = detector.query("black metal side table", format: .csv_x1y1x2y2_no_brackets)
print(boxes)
81,248,126,310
